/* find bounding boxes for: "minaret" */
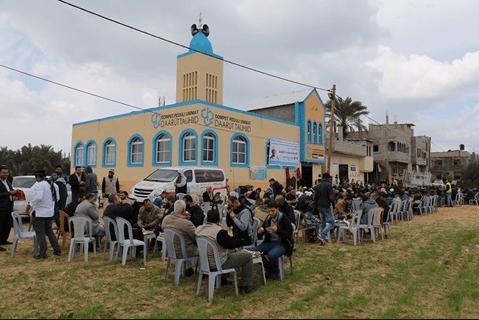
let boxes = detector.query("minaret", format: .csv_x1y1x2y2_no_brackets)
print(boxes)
386,110,389,125
176,15,224,105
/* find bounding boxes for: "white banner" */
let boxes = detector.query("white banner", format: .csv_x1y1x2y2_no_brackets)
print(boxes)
268,138,300,166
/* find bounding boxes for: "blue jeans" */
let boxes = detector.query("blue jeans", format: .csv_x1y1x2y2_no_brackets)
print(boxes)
252,240,285,275
446,193,452,206
318,206,335,239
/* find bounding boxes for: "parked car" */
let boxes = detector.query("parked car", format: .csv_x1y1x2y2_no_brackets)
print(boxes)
431,179,445,189
12,175,72,219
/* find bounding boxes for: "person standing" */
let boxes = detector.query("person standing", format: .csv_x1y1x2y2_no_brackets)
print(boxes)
52,171,68,228
101,169,120,209
69,166,86,202
313,172,335,245
26,169,62,259
174,169,188,199
84,166,98,202
0,165,18,251
445,180,453,207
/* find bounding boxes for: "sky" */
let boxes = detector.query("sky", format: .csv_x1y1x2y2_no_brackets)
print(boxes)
1,0,479,156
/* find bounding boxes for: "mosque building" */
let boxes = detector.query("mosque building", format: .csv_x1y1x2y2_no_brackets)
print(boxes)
71,21,369,193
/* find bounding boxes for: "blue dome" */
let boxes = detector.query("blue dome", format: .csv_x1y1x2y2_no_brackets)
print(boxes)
189,32,213,55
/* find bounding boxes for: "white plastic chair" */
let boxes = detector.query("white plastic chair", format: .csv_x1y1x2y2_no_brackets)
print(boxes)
195,236,239,302
359,208,377,243
11,211,38,257
153,234,167,261
469,192,479,205
337,210,363,245
278,254,294,281
102,216,119,261
163,227,199,286
115,217,146,266
68,216,97,262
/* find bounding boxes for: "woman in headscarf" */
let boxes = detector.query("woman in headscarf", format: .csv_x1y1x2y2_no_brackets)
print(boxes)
174,169,187,199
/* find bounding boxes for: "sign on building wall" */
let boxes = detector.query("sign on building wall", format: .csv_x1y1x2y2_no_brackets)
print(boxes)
268,138,300,167
250,166,268,180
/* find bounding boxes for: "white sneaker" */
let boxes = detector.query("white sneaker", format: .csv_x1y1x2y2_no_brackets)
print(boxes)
317,235,326,245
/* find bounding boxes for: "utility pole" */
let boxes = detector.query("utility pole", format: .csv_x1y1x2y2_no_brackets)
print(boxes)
326,84,336,174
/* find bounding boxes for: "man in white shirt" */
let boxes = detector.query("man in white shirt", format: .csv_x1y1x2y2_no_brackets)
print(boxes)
26,169,62,259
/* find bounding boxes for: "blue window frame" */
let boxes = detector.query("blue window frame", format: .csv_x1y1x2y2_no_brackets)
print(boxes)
179,129,198,166
153,131,172,166
318,123,323,144
74,142,84,168
307,120,312,143
127,134,144,167
86,140,97,167
230,133,249,167
102,138,117,168
201,129,218,166
313,122,317,145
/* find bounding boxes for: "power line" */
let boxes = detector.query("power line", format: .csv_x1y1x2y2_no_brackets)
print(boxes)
56,0,331,94
0,63,160,116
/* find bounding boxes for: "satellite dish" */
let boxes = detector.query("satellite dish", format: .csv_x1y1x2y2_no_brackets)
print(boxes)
191,24,198,36
202,24,209,37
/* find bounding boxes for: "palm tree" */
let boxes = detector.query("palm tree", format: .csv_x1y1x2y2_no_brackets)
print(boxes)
324,96,369,139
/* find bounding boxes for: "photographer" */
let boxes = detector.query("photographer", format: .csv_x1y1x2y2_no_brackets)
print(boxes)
174,169,187,199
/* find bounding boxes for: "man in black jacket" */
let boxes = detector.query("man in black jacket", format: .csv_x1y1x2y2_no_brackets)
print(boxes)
251,200,293,280
0,165,18,250
269,178,284,197
275,194,296,230
184,194,205,228
313,172,335,245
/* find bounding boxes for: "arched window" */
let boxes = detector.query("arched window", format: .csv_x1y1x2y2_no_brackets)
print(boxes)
86,142,96,166
388,141,396,152
182,132,196,162
202,133,215,163
232,135,248,166
318,123,323,144
74,143,84,167
155,134,171,164
313,122,317,144
103,139,116,166
129,136,144,166
307,120,312,143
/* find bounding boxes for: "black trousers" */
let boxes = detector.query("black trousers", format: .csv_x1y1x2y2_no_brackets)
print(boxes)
0,208,13,243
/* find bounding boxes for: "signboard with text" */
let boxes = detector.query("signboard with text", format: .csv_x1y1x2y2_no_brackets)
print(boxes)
268,138,299,167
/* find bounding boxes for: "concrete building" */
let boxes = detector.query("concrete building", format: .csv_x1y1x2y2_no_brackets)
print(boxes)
71,22,329,193
430,145,478,181
349,115,431,186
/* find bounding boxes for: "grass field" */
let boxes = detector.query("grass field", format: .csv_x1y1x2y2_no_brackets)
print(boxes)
1,205,479,319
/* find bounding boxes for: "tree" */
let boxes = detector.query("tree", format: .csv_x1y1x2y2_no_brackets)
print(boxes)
324,96,369,138
0,144,70,176
462,162,479,182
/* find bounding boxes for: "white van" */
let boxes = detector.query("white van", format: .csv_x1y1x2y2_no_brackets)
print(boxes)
129,166,227,204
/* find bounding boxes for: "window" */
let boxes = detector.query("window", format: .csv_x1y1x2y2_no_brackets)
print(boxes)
436,160,443,166
75,143,84,167
232,135,247,165
128,136,144,166
202,133,215,163
373,144,379,153
104,139,116,166
86,142,96,166
155,134,170,163
318,123,323,144
183,132,196,162
388,141,396,152
307,120,312,143
312,122,317,144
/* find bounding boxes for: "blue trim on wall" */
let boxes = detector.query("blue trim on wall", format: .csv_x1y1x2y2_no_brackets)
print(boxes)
85,140,98,168
102,137,117,168
73,99,298,128
230,133,250,168
178,129,198,166
127,134,145,167
307,120,312,143
200,129,219,166
313,121,318,144
152,131,173,167
73,141,85,168
318,123,323,145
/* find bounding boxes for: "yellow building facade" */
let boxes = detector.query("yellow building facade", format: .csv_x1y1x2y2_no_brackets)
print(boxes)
71,23,327,193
